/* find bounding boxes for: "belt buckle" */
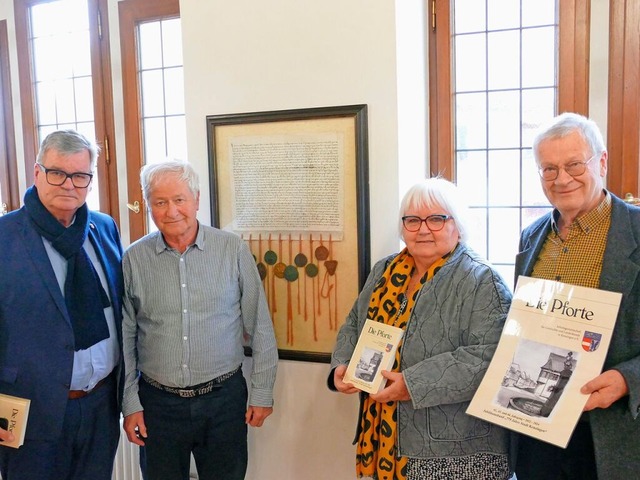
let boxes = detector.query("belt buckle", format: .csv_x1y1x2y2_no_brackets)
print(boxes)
178,389,195,398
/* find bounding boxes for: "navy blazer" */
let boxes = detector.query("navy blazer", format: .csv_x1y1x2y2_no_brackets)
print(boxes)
0,206,124,442
515,193,640,478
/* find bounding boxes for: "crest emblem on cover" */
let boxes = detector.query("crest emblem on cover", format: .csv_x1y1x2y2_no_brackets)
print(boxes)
582,331,602,352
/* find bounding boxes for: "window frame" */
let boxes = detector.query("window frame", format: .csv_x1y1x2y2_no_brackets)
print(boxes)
428,0,591,180
13,0,120,222
118,0,181,242
606,0,640,199
0,19,18,213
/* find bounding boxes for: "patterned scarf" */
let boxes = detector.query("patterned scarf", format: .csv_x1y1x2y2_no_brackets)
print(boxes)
24,185,111,350
355,247,453,480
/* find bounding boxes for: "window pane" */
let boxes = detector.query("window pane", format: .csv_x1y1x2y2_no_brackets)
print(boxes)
162,18,182,67
138,22,162,70
467,207,488,258
522,149,549,206
456,92,487,150
75,76,94,122
488,207,520,263
164,67,184,115
35,81,57,125
455,33,486,92
488,90,520,149
454,0,486,34
457,150,487,206
143,117,167,163
70,31,92,76
165,116,187,160
522,87,555,147
522,0,555,27
488,30,520,90
488,0,520,30
522,27,555,87
32,36,71,81
141,69,165,117
488,149,520,206
55,78,76,125
30,0,88,37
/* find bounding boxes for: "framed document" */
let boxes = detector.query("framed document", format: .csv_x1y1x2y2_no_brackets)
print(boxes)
206,105,370,362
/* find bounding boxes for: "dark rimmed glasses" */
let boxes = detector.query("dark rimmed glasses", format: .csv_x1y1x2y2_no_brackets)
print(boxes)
37,163,93,188
402,214,452,232
537,152,600,181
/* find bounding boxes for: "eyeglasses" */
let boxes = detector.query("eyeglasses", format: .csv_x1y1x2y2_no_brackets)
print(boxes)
402,214,452,232
537,153,600,181
37,163,93,188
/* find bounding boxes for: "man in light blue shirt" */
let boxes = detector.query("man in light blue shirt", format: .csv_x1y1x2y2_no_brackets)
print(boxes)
122,159,278,480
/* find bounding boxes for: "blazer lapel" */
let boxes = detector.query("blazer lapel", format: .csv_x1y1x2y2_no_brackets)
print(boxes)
20,216,70,323
514,214,553,282
600,196,640,296
87,220,119,313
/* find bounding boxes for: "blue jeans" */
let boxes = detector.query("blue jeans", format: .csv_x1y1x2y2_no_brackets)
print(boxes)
139,370,248,480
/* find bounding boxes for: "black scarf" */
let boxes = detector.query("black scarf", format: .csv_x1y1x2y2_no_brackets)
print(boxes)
24,186,111,351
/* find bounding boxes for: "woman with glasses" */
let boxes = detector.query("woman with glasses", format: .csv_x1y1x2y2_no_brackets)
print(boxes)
328,177,513,480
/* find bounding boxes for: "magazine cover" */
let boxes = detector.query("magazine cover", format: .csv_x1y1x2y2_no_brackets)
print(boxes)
343,319,404,394
466,276,622,448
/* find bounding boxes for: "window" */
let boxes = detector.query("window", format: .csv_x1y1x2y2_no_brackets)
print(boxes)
14,0,119,220
0,19,18,215
119,0,184,241
429,0,590,281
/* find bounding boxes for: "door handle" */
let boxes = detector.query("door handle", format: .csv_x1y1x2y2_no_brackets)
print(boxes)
624,193,640,205
127,200,141,214
0,202,7,216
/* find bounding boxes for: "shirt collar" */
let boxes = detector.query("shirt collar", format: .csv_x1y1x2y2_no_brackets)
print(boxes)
153,221,205,254
551,190,611,235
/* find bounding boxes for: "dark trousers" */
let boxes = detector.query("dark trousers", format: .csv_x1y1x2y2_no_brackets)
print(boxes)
139,370,248,480
515,421,597,480
0,374,119,480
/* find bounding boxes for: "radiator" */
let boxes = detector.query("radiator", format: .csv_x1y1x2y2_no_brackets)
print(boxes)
111,428,142,480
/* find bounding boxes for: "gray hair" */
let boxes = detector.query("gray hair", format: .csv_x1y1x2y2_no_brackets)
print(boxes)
398,177,470,243
140,159,200,203
36,129,100,170
532,112,606,162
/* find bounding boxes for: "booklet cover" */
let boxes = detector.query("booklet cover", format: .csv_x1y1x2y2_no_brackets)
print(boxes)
343,319,404,394
466,276,622,448
0,393,31,449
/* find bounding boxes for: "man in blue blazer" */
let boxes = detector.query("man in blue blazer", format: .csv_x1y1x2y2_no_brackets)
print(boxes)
514,113,640,479
0,130,124,480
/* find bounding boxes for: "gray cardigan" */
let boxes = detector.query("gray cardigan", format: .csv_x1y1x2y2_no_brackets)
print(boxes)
330,243,512,459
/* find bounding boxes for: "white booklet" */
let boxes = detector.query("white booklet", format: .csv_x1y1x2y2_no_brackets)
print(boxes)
343,319,404,394
466,276,622,448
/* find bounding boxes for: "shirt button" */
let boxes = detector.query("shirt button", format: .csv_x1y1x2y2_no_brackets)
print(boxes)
563,247,568,253
182,283,186,288
183,309,187,313
183,336,188,341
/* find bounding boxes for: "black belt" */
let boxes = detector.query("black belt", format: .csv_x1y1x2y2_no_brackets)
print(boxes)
141,366,241,398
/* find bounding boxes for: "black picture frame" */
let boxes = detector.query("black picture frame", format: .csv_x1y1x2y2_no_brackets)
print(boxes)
206,104,370,362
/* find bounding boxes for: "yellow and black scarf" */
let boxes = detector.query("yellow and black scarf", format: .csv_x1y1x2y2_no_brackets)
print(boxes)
355,247,452,480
